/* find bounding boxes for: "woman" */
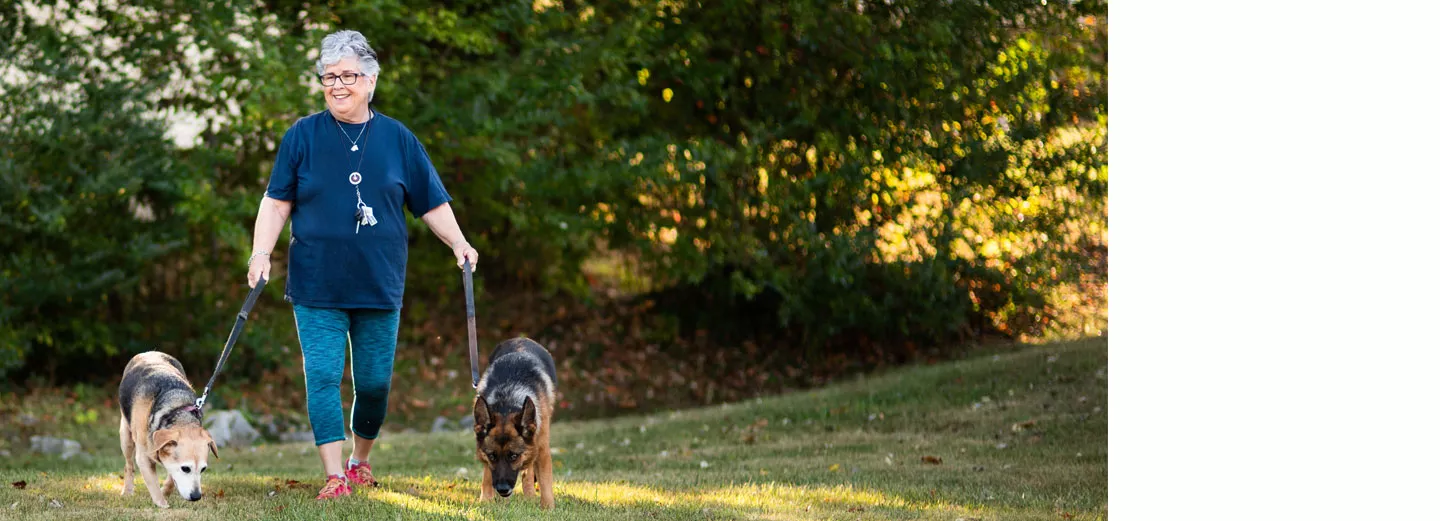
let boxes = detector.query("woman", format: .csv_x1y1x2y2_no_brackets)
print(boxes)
245,29,479,500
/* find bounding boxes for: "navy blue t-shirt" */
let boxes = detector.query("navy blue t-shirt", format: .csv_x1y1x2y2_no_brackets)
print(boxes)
265,110,452,309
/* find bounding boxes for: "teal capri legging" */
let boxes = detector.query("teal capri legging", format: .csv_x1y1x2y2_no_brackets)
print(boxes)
292,304,401,446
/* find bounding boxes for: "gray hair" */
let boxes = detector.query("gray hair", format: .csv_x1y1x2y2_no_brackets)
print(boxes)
314,30,380,100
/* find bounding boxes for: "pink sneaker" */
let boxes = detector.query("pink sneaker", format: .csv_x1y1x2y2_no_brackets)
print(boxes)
346,461,378,487
316,475,352,500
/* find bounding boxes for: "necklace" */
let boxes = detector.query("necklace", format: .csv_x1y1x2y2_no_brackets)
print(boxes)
337,111,378,233
334,111,370,151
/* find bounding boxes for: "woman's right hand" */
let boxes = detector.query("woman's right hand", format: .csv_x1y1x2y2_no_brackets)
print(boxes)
247,253,271,288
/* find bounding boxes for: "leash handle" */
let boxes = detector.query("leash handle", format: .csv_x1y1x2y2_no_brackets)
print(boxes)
197,277,266,410
463,259,480,389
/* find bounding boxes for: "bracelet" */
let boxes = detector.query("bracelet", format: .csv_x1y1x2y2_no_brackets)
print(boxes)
247,251,270,267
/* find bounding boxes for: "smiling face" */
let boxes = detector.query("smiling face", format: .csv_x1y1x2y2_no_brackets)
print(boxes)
321,56,375,123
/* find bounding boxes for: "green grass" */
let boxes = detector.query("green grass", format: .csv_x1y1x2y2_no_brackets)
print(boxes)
0,338,1107,520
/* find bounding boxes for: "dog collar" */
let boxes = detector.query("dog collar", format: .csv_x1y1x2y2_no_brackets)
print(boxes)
154,404,204,432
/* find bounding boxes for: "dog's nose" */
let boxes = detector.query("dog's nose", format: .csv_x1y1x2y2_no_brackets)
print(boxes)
495,483,513,497
187,491,203,501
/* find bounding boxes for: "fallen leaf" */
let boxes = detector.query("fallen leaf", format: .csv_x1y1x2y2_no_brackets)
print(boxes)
274,505,286,513
921,456,943,465
848,506,866,512
828,463,841,472
10,481,23,490
215,489,225,498
1060,512,1075,520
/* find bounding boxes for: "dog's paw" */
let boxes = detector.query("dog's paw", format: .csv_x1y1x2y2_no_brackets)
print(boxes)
152,501,170,509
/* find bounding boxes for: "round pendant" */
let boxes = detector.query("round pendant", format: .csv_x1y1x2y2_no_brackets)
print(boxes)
349,172,362,185
351,144,359,152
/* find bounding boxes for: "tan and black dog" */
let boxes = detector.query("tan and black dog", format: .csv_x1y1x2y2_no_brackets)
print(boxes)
473,337,558,509
118,351,218,508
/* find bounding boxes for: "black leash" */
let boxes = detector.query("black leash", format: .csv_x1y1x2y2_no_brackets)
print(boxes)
196,277,267,410
463,259,480,389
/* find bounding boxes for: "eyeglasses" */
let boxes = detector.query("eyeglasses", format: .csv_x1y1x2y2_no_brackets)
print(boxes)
317,72,366,87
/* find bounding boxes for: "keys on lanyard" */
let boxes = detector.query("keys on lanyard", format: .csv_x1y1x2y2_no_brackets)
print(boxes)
355,204,377,233
351,171,378,233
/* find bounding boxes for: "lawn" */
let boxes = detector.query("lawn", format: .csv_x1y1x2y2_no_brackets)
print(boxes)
0,337,1106,520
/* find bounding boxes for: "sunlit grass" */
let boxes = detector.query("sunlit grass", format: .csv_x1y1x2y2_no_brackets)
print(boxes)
370,489,476,518
561,481,679,506
0,338,1106,520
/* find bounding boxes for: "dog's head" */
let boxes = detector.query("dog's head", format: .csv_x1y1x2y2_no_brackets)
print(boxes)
473,396,540,498
151,424,218,501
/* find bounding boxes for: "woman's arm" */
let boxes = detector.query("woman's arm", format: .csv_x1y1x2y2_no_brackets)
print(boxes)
421,202,479,269
247,196,293,287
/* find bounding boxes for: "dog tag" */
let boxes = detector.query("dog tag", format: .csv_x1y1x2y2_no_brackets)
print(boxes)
351,144,359,152
349,172,362,185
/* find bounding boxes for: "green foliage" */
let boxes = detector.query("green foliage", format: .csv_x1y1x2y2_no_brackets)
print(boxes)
0,0,302,375
0,55,195,371
0,0,1107,379
596,1,1108,341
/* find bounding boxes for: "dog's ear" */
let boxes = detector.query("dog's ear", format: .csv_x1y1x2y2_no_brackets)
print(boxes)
206,432,219,459
150,428,180,461
473,397,491,433
516,397,538,440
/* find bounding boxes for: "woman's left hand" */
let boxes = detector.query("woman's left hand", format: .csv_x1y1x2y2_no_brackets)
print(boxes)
453,242,480,271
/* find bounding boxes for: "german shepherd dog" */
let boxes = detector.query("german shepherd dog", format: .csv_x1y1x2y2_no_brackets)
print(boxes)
473,338,558,509
118,351,218,508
